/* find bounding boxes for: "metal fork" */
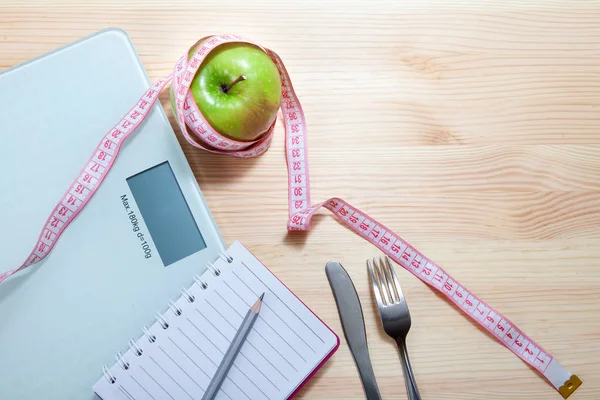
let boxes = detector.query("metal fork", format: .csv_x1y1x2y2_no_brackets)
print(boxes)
368,256,422,400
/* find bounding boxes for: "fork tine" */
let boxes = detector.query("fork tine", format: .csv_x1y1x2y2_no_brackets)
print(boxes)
375,256,394,304
367,258,385,308
373,257,392,306
384,256,405,303
380,256,400,304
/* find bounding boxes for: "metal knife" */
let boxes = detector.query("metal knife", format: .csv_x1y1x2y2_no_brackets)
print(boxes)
326,261,383,400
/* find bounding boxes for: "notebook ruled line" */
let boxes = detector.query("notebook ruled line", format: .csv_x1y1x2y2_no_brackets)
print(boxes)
168,336,211,380
195,309,229,342
233,365,271,400
240,261,326,343
139,365,175,400
205,298,298,372
212,290,304,368
167,337,233,400
213,290,243,318
175,331,246,400
186,317,222,355
176,328,217,367
221,282,308,361
205,298,237,330
253,329,299,372
130,375,157,400
196,308,288,384
158,345,204,390
238,351,280,392
118,385,136,400
228,273,317,353
215,287,308,363
148,355,194,400
223,376,251,400
186,317,269,400
245,337,292,380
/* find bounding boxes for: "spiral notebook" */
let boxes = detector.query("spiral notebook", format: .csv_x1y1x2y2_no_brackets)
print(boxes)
93,241,339,400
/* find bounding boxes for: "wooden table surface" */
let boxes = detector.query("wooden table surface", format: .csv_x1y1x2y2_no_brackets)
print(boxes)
2,1,599,399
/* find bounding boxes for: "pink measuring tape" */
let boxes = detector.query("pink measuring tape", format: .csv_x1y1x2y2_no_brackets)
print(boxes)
1,34,582,398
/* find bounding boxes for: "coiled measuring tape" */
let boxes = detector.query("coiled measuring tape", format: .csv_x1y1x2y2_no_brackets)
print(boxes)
0,34,582,398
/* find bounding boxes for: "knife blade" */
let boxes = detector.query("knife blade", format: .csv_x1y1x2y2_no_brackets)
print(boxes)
326,261,382,400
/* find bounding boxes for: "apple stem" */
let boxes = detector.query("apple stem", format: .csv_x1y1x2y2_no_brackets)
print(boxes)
222,75,247,93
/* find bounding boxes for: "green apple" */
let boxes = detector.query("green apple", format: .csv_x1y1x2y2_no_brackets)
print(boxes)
171,40,281,142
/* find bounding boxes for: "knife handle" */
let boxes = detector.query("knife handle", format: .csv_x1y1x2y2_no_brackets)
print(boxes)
326,261,382,400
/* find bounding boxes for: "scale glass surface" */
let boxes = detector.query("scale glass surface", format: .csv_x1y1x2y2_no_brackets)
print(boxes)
0,29,226,399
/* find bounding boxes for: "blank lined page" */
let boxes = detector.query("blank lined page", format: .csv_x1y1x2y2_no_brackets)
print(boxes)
93,241,339,400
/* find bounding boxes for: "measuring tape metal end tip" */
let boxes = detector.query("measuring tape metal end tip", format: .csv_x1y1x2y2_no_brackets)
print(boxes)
559,375,582,399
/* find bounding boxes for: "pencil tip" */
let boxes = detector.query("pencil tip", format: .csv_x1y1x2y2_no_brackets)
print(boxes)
251,293,265,312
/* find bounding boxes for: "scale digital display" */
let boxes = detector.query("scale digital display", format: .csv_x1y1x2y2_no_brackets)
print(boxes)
127,161,207,266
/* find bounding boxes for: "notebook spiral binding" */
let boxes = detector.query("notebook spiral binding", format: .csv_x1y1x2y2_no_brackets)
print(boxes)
101,251,234,385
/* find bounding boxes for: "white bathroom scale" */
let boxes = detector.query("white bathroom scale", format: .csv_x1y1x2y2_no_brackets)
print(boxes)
0,29,226,399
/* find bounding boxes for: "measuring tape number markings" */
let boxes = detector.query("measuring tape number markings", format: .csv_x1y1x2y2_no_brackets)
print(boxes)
1,34,582,398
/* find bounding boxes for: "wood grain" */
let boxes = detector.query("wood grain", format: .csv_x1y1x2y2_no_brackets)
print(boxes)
1,1,599,398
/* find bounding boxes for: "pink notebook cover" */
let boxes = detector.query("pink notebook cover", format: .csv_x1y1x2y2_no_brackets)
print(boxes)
247,246,340,399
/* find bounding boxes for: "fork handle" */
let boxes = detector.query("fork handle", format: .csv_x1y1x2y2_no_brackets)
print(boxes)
396,337,422,400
